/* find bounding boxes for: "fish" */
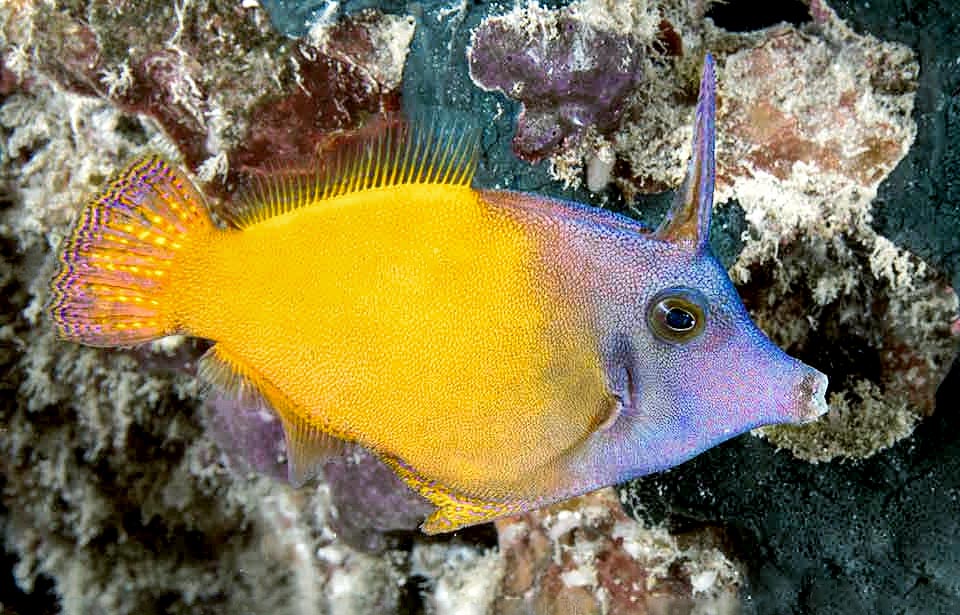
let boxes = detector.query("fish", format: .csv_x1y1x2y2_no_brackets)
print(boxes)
48,54,828,534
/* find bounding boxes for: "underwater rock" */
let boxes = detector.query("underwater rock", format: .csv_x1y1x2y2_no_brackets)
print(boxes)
493,488,740,615
743,234,958,461
468,2,656,161
2,1,410,190
408,539,503,615
259,0,339,38
842,0,960,299
714,3,956,460
466,0,707,195
321,448,434,553
5,0,287,173
231,9,413,179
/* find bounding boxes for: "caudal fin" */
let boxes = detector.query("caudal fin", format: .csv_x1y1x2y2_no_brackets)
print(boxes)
48,156,214,347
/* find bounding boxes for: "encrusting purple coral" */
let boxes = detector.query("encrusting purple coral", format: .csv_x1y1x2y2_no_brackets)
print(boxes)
322,449,434,552
203,384,290,481
205,385,431,553
468,9,649,161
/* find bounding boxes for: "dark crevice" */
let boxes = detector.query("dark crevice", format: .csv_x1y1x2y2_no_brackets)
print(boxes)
707,0,812,32
397,573,429,615
0,522,59,615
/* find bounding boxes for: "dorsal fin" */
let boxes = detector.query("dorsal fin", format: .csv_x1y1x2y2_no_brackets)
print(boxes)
654,54,716,252
227,116,482,229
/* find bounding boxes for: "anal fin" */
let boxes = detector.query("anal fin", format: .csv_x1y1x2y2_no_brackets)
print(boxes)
381,455,526,534
198,344,348,486
281,411,348,487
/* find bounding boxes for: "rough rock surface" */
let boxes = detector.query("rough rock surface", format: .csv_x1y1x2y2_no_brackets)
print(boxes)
1,0,957,614
493,488,740,615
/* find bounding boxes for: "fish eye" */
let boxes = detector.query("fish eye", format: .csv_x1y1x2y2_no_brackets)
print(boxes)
647,287,708,344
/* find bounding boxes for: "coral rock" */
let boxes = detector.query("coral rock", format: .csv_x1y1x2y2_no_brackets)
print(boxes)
493,488,740,615
321,448,434,553
468,2,656,161
714,5,956,460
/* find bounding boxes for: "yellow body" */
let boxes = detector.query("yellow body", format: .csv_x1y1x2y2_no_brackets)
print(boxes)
174,184,612,501
52,67,831,534
47,131,618,531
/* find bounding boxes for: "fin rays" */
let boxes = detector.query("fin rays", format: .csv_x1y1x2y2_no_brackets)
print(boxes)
199,344,350,486
48,156,213,346
228,117,482,229
382,455,527,534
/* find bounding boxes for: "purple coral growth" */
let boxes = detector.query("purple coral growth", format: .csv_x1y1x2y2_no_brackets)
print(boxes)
323,448,434,552
204,381,431,551
203,386,289,481
468,13,645,161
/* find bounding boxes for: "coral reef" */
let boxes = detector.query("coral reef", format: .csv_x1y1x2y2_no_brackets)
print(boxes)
849,0,960,297
410,540,503,615
714,4,956,461
4,0,286,176
493,488,740,615
468,0,695,193
233,9,413,178
1,0,958,613
468,2,660,161
259,0,341,38
1,0,411,191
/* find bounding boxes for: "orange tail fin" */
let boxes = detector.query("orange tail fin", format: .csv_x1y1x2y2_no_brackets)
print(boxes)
48,156,214,347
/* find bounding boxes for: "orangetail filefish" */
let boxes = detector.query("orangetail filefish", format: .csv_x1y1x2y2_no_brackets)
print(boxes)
48,55,828,533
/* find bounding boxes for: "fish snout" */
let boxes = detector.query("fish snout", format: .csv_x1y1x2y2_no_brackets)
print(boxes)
791,368,829,424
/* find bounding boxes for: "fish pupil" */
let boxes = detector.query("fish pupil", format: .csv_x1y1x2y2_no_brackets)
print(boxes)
646,287,708,344
665,307,695,331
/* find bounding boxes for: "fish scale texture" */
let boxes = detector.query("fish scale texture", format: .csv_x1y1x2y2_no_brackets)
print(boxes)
1,0,957,614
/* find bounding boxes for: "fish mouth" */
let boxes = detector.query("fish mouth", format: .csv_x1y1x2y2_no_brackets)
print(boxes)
794,369,830,424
